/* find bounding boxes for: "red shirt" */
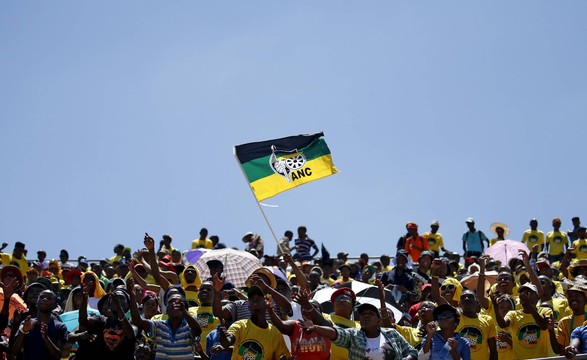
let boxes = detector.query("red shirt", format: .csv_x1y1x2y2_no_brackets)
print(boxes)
290,320,331,360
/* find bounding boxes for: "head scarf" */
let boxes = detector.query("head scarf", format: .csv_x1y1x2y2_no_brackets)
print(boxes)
442,277,463,303
181,265,202,290
80,271,107,298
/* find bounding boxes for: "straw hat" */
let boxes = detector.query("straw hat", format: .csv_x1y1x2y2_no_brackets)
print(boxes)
490,222,510,237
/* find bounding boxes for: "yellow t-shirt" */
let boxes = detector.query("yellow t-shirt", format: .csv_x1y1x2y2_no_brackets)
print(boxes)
194,305,220,350
504,307,553,360
496,326,513,360
0,253,28,275
522,230,545,249
556,314,587,348
323,313,359,360
423,232,444,252
572,239,587,260
396,325,422,347
192,238,213,250
546,231,569,256
228,319,290,360
109,254,122,264
457,313,497,360
546,297,572,321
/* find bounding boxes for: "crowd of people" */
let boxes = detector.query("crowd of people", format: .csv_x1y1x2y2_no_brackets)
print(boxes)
1,216,587,359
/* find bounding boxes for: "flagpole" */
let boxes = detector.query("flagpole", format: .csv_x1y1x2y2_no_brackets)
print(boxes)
233,147,281,249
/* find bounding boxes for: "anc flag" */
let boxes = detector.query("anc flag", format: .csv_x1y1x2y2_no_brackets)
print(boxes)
234,132,338,201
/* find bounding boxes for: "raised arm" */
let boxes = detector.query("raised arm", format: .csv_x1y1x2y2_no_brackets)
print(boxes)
144,234,171,290
249,275,292,315
283,253,309,294
127,259,161,293
211,274,233,323
180,299,202,337
490,294,511,329
111,291,136,340
477,256,490,310
127,279,150,332
266,299,295,335
519,250,543,299
377,279,393,328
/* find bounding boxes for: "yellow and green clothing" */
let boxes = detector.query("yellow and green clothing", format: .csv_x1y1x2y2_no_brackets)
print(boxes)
556,313,587,348
572,239,587,260
546,231,569,256
522,230,545,249
192,238,213,249
457,313,497,360
395,325,422,347
423,232,444,253
0,253,28,275
228,319,290,360
496,325,513,360
490,238,505,246
504,307,553,359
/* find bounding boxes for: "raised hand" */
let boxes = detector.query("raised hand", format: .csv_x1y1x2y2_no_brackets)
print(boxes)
425,321,436,336
144,233,155,250
448,337,458,351
212,273,225,293
431,259,444,277
22,315,37,333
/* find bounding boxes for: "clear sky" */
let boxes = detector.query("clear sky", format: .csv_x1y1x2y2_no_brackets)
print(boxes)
1,2,586,262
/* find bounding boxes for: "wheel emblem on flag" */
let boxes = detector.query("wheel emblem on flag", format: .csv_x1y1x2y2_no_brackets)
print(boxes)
269,145,307,182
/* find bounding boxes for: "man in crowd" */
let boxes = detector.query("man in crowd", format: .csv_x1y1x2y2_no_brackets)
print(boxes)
293,226,319,261
462,218,488,257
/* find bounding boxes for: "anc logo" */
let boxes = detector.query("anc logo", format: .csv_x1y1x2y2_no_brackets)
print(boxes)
580,245,587,253
269,145,311,183
496,330,512,351
528,235,539,243
428,238,437,246
237,340,264,360
459,326,483,351
518,324,540,348
196,312,215,329
553,236,563,243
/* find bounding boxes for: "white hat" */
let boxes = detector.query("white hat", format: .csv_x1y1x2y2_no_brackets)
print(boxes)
490,222,510,237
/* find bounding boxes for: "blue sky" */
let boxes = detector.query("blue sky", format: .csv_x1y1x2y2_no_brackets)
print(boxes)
1,2,586,262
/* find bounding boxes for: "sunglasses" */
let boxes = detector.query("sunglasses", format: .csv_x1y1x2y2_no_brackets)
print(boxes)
335,294,353,301
440,284,456,291
436,312,455,320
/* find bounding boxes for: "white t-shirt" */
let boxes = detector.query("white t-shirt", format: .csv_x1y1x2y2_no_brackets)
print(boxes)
365,334,386,360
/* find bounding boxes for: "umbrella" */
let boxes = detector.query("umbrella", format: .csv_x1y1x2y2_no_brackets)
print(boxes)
183,249,208,265
194,248,262,288
60,309,101,332
484,240,529,268
460,270,499,292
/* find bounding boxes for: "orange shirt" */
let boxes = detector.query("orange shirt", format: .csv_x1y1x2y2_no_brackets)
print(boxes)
405,236,428,261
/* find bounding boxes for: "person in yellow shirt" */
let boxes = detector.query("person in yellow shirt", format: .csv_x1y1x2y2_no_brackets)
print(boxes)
192,227,214,249
423,220,446,258
522,218,545,251
546,218,569,262
109,244,125,264
572,227,587,260
489,222,509,246
221,285,290,360
492,283,553,360
457,290,498,360
549,284,587,355
0,242,28,276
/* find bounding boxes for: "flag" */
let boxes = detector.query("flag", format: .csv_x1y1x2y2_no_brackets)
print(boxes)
234,132,338,201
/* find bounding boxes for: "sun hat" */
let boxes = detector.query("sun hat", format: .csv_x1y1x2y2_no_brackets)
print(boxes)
245,267,277,289
490,222,510,237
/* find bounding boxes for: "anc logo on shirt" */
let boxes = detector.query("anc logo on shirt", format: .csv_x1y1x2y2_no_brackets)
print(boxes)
528,235,539,243
496,330,512,352
196,313,214,329
518,324,541,348
428,238,437,246
580,245,587,253
237,340,264,360
553,236,563,243
459,326,483,351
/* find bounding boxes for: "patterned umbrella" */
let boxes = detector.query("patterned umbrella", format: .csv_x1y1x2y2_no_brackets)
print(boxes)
194,248,262,288
484,240,530,268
